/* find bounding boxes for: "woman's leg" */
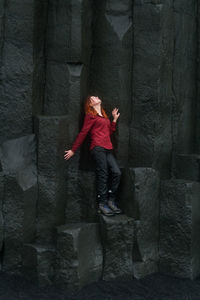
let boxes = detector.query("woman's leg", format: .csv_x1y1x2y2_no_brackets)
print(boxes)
91,147,114,216
106,151,121,201
91,146,108,202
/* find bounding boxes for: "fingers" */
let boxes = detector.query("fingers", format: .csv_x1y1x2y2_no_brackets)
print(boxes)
64,150,72,160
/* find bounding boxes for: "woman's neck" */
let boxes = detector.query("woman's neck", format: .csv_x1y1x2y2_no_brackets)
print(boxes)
93,104,102,116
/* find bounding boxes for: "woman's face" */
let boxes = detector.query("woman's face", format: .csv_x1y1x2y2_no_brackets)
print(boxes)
89,96,102,106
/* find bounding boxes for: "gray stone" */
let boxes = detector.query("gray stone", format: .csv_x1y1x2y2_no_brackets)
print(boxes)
195,0,200,153
130,1,174,178
46,0,92,63
0,135,37,272
0,135,37,191
55,223,103,289
34,115,68,178
65,169,97,223
171,3,196,155
22,243,56,286
44,63,87,118
119,168,160,279
99,214,134,280
173,154,200,181
2,175,37,273
34,115,69,244
0,0,34,144
90,0,133,167
0,173,4,252
159,179,200,279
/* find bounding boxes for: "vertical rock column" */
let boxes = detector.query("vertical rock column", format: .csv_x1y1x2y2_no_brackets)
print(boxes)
195,0,200,153
90,0,133,166
34,116,69,245
171,1,197,157
0,0,46,143
0,135,38,273
119,167,160,279
159,179,200,279
42,0,94,224
130,1,174,178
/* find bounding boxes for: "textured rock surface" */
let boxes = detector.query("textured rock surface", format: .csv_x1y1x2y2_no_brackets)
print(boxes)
65,170,97,223
130,1,173,178
0,135,37,272
159,179,200,279
55,223,103,289
0,0,41,143
22,243,56,286
0,0,200,290
99,214,134,280
0,173,4,253
90,0,133,166
34,115,68,244
173,154,200,181
0,135,37,190
119,168,160,279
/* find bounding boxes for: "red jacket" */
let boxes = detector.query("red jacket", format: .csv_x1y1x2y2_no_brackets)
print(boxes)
71,113,116,153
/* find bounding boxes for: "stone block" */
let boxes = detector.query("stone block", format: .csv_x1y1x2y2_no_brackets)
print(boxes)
119,167,160,279
2,176,37,273
159,179,200,279
55,223,103,289
0,135,38,272
22,243,56,286
173,154,200,181
99,214,134,280
0,135,37,190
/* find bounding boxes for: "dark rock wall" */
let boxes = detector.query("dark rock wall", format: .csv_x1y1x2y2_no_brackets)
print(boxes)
0,0,200,288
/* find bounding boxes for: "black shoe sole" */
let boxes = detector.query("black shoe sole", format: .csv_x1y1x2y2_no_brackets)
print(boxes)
97,209,115,217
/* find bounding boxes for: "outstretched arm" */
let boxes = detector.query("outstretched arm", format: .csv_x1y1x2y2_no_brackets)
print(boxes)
64,114,95,160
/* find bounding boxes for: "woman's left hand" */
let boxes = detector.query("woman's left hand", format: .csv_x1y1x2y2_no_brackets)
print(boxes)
112,108,120,122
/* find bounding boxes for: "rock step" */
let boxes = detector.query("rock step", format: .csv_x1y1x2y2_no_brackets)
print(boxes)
55,222,103,289
22,243,56,286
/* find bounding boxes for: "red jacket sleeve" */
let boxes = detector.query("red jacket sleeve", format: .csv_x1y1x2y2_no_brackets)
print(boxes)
71,114,96,153
110,121,116,135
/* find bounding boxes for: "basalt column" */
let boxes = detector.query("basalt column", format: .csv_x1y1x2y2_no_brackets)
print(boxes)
90,0,133,167
0,0,47,273
195,0,200,153
130,1,174,178
171,1,197,164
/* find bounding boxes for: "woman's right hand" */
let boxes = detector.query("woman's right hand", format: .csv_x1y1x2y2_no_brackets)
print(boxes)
64,149,74,160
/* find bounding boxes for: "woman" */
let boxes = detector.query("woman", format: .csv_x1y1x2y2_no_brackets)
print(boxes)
64,95,122,217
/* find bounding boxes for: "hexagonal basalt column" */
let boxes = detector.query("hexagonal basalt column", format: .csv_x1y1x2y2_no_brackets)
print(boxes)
46,0,92,63
0,135,37,272
119,167,160,279
55,223,103,289
159,179,200,279
34,115,69,244
99,214,134,280
90,0,133,166
0,172,4,254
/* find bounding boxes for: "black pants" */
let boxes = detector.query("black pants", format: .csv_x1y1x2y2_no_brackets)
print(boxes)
91,146,121,203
